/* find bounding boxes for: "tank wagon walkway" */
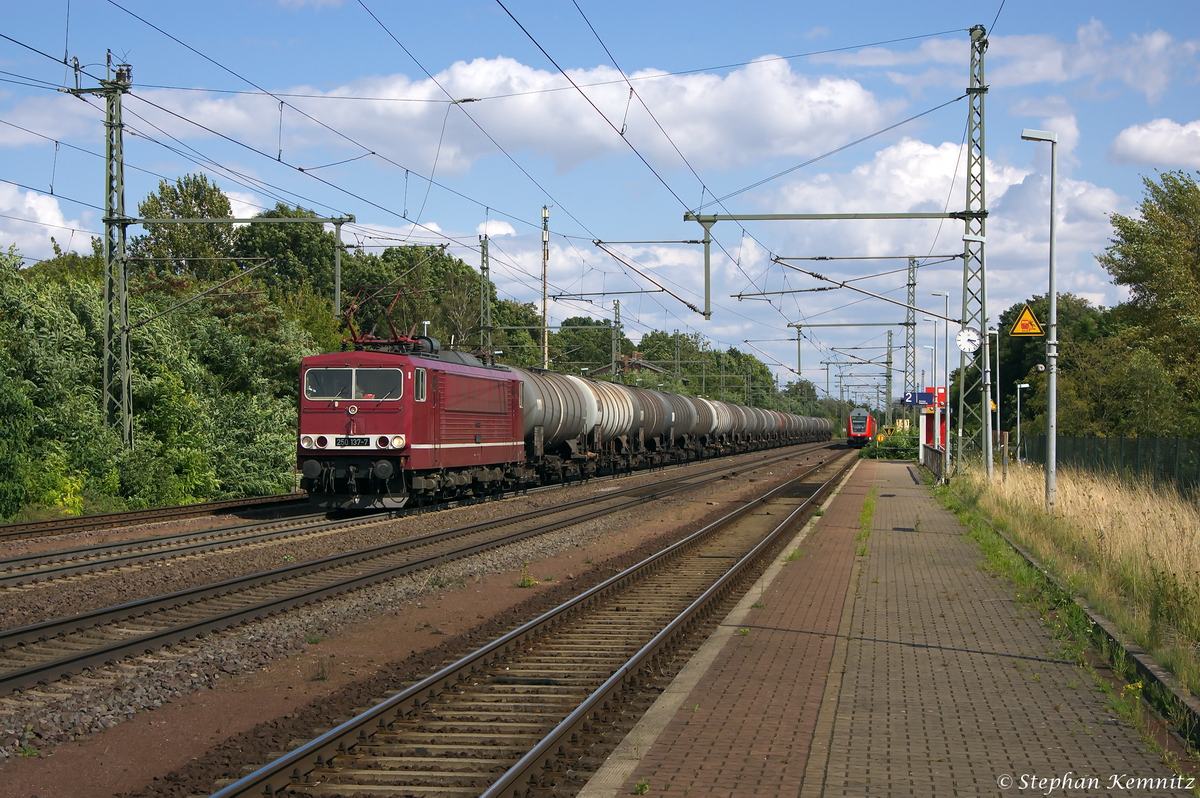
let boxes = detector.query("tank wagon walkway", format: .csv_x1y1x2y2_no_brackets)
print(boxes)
578,460,1183,797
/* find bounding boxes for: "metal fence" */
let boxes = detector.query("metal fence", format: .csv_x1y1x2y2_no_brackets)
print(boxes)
1028,434,1200,495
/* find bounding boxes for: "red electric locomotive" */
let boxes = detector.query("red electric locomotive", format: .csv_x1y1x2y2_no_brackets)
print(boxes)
298,337,525,509
846,407,877,448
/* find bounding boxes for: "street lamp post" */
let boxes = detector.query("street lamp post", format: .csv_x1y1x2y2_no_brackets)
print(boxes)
988,326,1001,442
932,291,950,480
923,344,936,457
1016,382,1030,462
1022,128,1058,508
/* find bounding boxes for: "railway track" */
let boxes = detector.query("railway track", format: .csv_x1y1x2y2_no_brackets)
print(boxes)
0,444,827,592
0,445,831,695
0,494,308,544
207,451,855,798
0,510,365,588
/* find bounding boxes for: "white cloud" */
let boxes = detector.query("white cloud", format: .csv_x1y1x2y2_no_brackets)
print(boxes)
477,220,515,237
1109,118,1200,168
813,22,1199,103
814,38,964,68
0,94,102,146
0,184,94,260
755,137,1129,317
884,68,962,98
32,56,893,176
990,20,1199,102
224,190,263,220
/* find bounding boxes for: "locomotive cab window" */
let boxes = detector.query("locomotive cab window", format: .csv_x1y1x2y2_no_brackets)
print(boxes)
354,368,403,400
304,368,402,401
305,368,352,400
414,368,427,402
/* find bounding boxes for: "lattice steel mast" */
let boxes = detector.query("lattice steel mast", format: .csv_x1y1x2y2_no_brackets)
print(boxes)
904,256,918,398
956,25,992,472
479,234,492,352
68,54,133,446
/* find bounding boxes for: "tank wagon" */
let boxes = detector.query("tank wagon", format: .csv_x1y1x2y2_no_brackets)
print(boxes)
297,335,833,509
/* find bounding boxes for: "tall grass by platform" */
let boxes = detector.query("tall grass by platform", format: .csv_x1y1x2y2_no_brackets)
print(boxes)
955,462,1200,700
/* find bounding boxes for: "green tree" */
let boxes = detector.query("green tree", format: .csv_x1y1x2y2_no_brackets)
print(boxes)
992,293,1110,435
490,298,541,367
1055,337,1177,436
1097,170,1200,429
233,203,337,296
129,174,236,282
549,316,631,373
22,237,103,283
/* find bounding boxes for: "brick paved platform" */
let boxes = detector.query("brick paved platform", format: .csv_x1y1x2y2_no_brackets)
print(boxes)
578,459,1185,797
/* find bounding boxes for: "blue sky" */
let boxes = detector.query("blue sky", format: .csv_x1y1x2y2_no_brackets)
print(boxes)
3,1,1198,401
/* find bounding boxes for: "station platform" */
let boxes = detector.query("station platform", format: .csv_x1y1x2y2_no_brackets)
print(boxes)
578,459,1184,797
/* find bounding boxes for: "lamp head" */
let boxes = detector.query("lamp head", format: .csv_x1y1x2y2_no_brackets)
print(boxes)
1021,128,1057,143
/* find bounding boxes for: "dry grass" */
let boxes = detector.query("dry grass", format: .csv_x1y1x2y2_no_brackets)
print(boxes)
958,462,1200,699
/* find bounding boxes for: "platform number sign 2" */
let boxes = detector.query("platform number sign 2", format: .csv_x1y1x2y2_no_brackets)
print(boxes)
903,391,935,406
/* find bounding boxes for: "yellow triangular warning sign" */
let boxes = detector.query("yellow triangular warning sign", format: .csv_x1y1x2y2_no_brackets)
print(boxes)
1009,304,1045,337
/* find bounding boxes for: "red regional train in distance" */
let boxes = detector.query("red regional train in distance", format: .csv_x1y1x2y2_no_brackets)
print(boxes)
845,407,877,449
297,334,834,509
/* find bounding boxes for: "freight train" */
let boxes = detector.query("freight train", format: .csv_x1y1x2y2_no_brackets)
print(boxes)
846,407,877,449
297,335,834,509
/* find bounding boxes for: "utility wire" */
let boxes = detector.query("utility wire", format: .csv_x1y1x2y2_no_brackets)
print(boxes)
706,93,967,206
496,0,689,211
106,1,541,235
356,0,600,242
0,212,97,235
567,0,787,322
0,177,101,210
127,28,965,105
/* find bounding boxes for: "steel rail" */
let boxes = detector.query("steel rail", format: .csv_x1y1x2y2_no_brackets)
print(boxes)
0,511,342,587
0,446,824,694
0,443,823,588
0,444,818,591
486,456,854,798
0,494,306,542
207,453,852,798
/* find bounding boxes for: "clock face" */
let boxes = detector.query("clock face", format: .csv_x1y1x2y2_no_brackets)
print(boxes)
956,327,982,353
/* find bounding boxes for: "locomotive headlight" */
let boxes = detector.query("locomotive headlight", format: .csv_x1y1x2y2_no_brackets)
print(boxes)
315,435,328,448
391,435,406,449
377,436,390,448
301,435,314,449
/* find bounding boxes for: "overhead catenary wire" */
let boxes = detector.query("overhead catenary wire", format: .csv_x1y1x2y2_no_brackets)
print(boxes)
704,93,968,207
567,0,789,316
0,20,955,386
127,28,965,105
102,1,544,238
354,0,599,241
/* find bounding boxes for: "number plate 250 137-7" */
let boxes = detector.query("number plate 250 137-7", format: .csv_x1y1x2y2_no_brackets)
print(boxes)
336,436,370,447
